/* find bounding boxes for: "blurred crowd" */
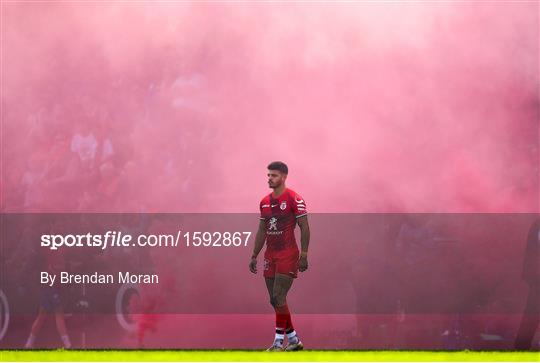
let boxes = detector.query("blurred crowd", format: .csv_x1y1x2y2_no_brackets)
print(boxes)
3,52,218,212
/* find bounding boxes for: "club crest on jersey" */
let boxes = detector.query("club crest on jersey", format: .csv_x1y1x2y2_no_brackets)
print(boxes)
280,201,287,210
268,217,278,231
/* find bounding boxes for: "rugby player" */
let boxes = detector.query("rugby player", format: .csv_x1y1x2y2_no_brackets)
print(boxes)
249,161,310,351
25,246,71,349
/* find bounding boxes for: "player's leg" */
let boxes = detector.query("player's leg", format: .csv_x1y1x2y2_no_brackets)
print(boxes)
25,307,46,348
514,283,539,349
55,308,71,348
272,273,303,351
265,277,275,305
264,257,285,351
273,250,303,351
272,273,293,306
266,273,292,350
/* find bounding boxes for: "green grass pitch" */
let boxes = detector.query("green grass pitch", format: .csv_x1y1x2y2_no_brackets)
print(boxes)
0,350,538,362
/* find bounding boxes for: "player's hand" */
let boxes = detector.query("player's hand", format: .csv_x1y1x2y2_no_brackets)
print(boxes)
299,256,308,272
249,258,257,274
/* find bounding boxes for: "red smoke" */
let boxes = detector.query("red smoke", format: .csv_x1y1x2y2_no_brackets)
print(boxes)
1,3,538,349
2,3,538,212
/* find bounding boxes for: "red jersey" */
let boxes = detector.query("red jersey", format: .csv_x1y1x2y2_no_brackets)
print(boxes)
259,188,307,252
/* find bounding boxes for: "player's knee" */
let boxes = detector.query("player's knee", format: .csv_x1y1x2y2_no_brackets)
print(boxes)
270,297,277,308
272,294,286,307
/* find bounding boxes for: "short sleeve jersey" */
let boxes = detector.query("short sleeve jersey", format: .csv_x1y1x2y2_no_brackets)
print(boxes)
259,188,307,252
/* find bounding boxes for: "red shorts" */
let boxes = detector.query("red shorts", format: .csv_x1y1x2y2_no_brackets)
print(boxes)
263,249,299,278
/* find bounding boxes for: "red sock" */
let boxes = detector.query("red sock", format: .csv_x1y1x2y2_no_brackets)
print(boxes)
275,304,290,331
286,309,294,332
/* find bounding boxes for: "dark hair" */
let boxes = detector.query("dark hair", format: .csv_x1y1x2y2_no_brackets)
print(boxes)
267,161,288,174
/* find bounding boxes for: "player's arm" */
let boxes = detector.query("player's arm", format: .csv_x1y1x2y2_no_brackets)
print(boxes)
249,219,266,274
297,215,310,272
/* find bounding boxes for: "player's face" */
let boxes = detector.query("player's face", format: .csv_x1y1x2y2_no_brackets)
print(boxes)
267,170,286,189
